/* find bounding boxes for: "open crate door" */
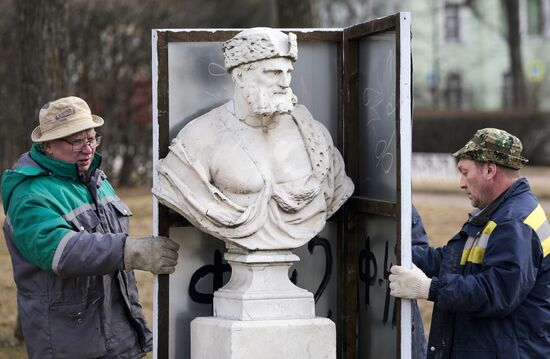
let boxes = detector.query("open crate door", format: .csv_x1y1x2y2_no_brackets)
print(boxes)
342,12,412,359
152,28,345,359
152,16,411,358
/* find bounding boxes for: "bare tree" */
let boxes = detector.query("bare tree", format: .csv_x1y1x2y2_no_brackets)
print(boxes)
465,0,528,109
180,0,276,27
1,0,328,184
501,0,528,108
16,0,69,154
0,0,69,171
9,0,70,341
0,0,19,170
317,0,395,27
276,0,319,27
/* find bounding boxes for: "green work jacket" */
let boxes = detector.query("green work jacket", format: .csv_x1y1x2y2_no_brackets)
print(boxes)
2,144,152,359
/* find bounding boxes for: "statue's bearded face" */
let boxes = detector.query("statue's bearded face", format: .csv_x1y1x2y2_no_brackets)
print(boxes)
238,58,297,116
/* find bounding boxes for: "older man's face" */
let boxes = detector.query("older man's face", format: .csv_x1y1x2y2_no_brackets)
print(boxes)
240,57,296,116
457,158,492,209
43,129,98,174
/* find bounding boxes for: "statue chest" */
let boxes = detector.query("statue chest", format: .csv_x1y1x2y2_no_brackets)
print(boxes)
209,121,313,197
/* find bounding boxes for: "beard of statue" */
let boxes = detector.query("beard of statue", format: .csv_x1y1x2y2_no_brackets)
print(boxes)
243,81,297,116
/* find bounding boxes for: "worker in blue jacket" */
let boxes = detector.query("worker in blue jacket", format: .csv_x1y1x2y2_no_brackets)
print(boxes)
411,204,429,359
389,128,550,358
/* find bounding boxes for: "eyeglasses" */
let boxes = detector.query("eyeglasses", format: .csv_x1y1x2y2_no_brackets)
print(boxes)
60,134,102,152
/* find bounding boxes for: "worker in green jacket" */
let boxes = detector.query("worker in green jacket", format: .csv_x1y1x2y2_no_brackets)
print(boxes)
2,96,179,358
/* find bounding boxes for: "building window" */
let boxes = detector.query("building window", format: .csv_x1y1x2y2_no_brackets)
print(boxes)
527,0,544,35
445,73,463,108
523,0,550,36
543,0,550,37
444,2,461,41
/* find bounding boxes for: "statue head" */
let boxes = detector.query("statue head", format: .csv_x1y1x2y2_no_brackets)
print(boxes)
223,28,298,116
223,27,298,72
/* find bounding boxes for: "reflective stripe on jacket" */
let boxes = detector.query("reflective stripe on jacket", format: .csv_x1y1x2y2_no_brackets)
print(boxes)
1,144,152,359
413,178,550,359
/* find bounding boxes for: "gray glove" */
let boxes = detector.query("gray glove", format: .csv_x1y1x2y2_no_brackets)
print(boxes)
388,264,432,300
124,236,180,274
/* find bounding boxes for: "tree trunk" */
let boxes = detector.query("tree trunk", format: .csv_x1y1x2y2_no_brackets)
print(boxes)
275,0,319,27
13,0,69,342
502,0,528,109
16,0,69,152
0,0,19,170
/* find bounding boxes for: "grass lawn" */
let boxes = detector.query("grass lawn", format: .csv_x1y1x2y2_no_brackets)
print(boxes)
0,168,549,357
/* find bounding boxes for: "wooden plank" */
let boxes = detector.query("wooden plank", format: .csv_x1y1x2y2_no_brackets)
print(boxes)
342,29,359,359
160,29,342,44
345,15,397,40
347,197,398,217
343,14,403,358
156,30,171,359
395,16,404,358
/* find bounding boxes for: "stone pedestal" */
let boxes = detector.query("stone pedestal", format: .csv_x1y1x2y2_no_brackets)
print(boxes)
191,317,335,359
191,245,336,359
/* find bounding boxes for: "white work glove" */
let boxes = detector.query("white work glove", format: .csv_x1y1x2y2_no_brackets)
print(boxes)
124,236,180,274
388,264,431,300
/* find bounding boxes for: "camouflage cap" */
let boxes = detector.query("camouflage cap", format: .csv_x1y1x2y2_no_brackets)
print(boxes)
453,128,528,170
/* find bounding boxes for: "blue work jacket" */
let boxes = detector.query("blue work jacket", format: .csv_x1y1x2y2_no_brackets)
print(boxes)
414,178,550,358
412,204,429,359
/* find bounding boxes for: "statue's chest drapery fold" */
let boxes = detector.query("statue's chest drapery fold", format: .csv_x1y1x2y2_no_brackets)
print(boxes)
211,107,326,211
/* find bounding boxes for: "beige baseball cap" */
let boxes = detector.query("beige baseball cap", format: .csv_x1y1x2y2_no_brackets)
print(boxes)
31,96,104,142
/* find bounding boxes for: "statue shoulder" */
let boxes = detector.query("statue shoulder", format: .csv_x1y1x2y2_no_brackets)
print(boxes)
292,104,333,145
292,104,313,120
174,103,232,147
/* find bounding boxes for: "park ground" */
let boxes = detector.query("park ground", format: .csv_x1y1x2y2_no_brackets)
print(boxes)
1,167,550,358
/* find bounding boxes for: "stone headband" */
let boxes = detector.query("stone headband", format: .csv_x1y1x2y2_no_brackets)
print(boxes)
223,28,298,72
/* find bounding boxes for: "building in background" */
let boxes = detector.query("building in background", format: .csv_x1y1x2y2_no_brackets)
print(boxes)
409,0,550,110
319,0,550,111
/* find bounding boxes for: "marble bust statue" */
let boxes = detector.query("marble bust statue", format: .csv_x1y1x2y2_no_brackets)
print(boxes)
153,27,354,250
